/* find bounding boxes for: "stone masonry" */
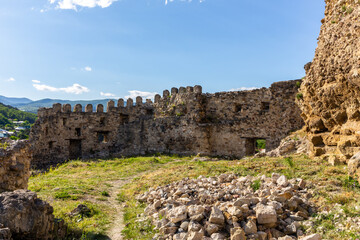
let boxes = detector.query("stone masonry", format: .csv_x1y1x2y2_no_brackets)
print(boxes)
299,0,360,161
30,80,304,169
0,140,31,193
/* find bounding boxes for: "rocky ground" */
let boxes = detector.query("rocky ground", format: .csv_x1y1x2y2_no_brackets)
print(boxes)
0,190,66,240
137,173,322,240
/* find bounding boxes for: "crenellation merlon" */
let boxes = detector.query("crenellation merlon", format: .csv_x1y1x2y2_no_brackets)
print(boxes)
186,86,194,93
118,99,124,108
74,104,82,113
85,104,93,113
63,104,71,113
179,87,186,94
154,94,161,103
96,104,104,113
194,85,202,94
136,96,143,106
171,87,178,95
53,103,62,113
107,100,115,112
127,98,133,107
163,90,170,98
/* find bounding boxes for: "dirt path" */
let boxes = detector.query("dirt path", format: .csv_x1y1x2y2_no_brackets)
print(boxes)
106,178,131,240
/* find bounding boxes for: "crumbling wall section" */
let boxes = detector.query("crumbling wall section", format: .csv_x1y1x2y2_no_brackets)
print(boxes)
299,0,360,161
0,140,31,192
30,80,304,169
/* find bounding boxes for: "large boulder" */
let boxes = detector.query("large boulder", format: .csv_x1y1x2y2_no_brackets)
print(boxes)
0,190,66,240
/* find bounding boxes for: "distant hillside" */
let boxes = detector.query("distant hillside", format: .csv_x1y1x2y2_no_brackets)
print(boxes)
0,95,32,106
14,99,116,113
0,103,37,128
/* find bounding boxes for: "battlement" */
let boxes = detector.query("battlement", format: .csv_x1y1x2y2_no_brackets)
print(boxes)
37,85,205,118
39,81,300,119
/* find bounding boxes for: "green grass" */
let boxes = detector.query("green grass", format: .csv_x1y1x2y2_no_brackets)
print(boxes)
29,156,186,239
29,154,360,240
251,179,261,191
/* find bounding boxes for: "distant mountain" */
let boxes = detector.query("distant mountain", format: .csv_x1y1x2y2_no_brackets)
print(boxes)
0,95,33,106
13,98,116,113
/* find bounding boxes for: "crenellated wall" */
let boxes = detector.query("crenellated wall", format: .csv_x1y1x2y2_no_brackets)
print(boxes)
30,81,304,169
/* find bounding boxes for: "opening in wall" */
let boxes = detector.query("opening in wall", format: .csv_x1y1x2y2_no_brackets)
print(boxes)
100,117,106,126
146,109,154,115
244,138,266,155
48,141,54,149
69,139,82,159
120,114,129,124
255,139,266,153
261,102,270,112
75,128,81,137
235,104,242,112
97,131,109,143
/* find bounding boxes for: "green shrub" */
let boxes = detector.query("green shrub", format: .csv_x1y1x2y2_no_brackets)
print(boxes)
296,93,303,100
55,191,71,199
343,176,360,190
256,139,266,150
101,191,110,197
284,157,294,168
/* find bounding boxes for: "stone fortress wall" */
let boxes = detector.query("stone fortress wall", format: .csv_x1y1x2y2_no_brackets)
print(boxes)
30,80,304,169
299,0,360,162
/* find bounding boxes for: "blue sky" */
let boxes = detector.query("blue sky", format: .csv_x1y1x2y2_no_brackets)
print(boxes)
0,0,325,101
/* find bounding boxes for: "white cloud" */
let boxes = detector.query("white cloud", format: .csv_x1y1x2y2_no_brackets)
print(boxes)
84,66,92,72
165,0,204,5
33,83,90,94
32,80,41,83
50,0,117,10
229,87,258,92
5,77,15,82
125,90,158,100
100,92,115,97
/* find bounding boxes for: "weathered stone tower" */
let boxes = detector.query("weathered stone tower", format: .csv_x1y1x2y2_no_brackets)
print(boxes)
299,0,360,161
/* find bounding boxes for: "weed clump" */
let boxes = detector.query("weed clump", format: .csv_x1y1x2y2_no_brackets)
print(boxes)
251,179,261,191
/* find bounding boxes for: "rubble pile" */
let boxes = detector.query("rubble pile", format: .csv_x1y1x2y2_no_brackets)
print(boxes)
137,173,321,240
